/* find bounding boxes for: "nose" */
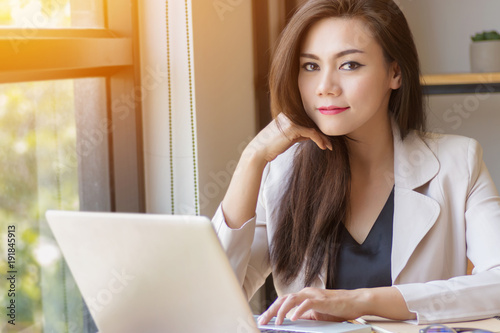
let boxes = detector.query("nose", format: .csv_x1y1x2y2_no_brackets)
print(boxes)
316,71,342,96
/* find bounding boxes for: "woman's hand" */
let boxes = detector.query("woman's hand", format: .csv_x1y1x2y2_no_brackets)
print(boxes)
258,286,415,326
258,287,368,326
245,113,332,163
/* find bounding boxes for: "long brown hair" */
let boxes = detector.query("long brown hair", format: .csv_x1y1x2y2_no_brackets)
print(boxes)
269,0,425,288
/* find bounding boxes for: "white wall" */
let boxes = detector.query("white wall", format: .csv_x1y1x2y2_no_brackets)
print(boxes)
192,0,257,218
425,94,500,188
401,0,500,74
401,1,500,188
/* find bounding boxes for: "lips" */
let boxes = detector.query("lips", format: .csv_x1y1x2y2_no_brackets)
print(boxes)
317,106,350,115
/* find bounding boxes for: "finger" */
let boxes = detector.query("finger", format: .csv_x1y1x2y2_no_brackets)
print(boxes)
275,113,326,148
291,299,314,321
297,309,316,321
275,294,304,325
258,297,287,325
325,137,333,151
301,128,332,151
275,113,332,151
316,133,333,151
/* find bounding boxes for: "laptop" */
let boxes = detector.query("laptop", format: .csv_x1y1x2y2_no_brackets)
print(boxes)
46,210,371,333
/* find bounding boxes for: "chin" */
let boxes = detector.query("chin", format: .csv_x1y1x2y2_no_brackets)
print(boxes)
318,127,350,137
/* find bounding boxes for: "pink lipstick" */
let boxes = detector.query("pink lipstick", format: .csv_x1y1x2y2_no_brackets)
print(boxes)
318,106,350,115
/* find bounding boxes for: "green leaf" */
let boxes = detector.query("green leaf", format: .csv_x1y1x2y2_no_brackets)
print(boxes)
472,30,500,41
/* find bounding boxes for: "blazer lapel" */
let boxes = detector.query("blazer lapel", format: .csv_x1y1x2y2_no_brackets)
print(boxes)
391,126,441,283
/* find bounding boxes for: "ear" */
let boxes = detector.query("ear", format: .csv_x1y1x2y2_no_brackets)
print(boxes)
390,61,402,90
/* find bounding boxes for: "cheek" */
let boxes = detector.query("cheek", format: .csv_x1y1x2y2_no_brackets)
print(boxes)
299,84,316,119
344,74,389,106
298,79,308,104
298,76,316,104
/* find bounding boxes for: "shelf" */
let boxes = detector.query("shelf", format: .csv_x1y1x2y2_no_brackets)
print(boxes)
421,72,500,95
422,72,500,85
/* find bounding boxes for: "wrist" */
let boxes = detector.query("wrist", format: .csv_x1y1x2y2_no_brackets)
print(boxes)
241,144,269,169
354,288,376,317
357,287,415,321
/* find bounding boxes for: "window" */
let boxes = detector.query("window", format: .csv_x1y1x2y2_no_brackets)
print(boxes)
0,1,143,332
1,78,85,331
0,0,104,28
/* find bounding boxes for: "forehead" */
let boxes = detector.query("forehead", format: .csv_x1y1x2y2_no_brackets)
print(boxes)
301,17,381,54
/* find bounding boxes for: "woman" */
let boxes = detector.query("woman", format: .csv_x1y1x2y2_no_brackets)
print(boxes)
212,0,500,325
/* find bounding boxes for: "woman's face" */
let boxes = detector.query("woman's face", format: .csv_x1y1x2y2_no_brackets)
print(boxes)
298,17,401,139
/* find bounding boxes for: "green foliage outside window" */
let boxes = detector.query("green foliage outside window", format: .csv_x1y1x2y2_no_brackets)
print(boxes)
0,80,83,332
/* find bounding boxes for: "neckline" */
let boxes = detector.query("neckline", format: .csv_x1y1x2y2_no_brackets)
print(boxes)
342,186,395,246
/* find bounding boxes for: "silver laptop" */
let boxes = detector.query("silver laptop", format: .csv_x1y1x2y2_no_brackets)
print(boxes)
46,210,371,333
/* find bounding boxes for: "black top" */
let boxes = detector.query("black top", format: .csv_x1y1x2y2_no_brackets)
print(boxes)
331,187,394,290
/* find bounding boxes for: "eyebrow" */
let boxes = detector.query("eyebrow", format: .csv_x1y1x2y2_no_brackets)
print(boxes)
300,49,365,60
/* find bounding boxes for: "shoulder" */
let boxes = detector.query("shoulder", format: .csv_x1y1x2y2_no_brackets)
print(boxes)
418,131,482,163
411,131,484,181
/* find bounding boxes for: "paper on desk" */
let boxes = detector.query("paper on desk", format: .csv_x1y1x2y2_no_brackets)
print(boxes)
357,316,500,333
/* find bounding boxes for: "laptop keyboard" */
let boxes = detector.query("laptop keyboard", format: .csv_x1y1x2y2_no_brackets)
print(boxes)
260,329,311,333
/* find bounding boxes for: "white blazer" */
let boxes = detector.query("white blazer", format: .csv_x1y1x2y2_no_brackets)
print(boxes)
212,125,500,324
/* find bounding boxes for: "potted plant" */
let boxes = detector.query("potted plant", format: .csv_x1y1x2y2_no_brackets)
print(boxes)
470,30,500,73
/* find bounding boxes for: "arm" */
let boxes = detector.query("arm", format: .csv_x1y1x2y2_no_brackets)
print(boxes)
395,139,500,324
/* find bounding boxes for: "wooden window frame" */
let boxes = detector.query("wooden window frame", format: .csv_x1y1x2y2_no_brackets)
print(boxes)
0,0,145,213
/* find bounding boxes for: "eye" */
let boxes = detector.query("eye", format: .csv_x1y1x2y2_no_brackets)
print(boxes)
339,61,364,71
301,62,320,72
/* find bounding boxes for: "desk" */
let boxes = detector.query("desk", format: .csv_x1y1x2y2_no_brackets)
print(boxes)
356,316,500,333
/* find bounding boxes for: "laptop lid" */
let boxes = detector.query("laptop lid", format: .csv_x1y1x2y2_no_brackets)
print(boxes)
46,210,371,333
46,210,259,332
